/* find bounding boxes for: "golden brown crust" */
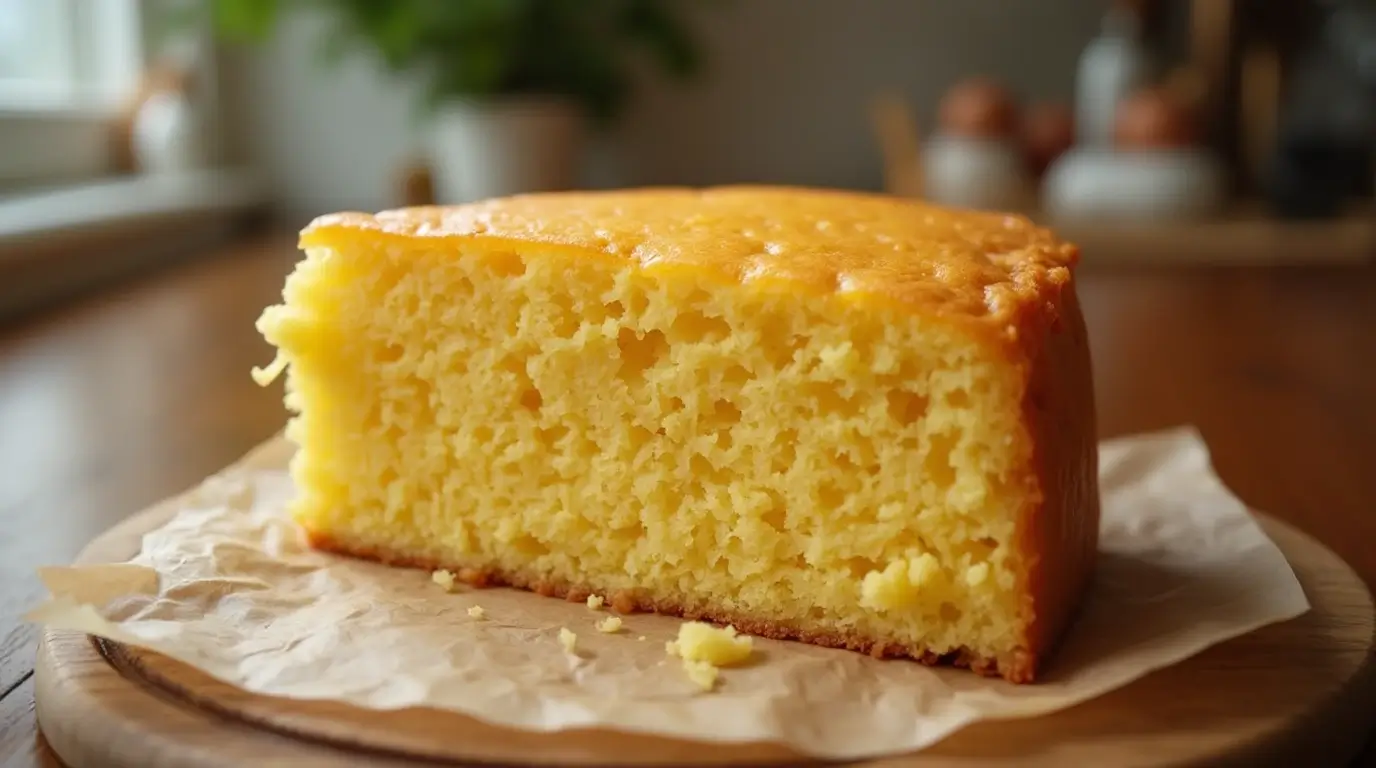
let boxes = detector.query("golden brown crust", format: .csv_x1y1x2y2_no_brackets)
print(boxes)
1009,276,1101,681
298,186,1078,335
307,532,1035,683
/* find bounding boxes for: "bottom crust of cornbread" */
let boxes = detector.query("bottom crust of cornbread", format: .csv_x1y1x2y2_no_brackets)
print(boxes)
310,533,1038,682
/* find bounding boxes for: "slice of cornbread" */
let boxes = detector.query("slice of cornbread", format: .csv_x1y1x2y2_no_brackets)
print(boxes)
255,186,1099,683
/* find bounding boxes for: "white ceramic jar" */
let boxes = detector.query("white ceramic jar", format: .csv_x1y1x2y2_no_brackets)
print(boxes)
429,97,585,204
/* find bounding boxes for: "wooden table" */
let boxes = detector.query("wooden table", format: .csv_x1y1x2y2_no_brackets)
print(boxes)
1,235,1374,767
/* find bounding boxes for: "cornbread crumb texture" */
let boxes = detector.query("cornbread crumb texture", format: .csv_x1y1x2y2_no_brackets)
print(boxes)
467,605,485,619
586,595,604,610
559,627,578,652
266,185,1101,682
596,616,623,634
431,569,457,592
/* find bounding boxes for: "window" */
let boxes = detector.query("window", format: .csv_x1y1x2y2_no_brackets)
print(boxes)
0,0,145,188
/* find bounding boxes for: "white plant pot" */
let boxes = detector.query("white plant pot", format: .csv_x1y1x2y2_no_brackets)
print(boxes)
429,97,585,204
132,90,206,175
1042,147,1225,222
922,136,1035,212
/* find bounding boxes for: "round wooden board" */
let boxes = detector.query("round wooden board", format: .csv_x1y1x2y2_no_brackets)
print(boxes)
34,503,1376,768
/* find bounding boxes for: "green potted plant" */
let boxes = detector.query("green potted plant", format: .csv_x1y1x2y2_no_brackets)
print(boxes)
196,0,708,203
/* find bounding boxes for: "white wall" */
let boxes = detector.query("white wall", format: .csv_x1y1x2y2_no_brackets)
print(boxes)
220,1,1104,218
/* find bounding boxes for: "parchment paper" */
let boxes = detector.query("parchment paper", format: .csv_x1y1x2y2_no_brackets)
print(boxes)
27,427,1310,760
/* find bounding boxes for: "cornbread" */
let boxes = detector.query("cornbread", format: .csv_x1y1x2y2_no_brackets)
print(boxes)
668,622,754,691
466,605,485,619
596,616,624,634
255,186,1099,683
671,622,754,666
559,628,578,653
430,569,456,592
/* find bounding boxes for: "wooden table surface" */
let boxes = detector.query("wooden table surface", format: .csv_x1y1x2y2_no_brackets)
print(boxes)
1,234,1374,767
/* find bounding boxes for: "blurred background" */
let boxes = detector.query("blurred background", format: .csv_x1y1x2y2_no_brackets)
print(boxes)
0,0,1374,315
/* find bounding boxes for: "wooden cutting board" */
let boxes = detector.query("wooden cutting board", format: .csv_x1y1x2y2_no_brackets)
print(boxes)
33,502,1376,767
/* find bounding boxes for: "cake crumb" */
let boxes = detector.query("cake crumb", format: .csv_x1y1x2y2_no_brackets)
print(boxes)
586,594,605,611
595,616,622,634
683,659,721,691
431,569,457,592
559,627,578,652
664,623,754,692
673,621,753,666
637,636,646,641
250,352,287,387
467,605,486,619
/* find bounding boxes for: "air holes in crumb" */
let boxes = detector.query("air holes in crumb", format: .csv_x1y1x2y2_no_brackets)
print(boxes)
629,426,655,450
616,328,668,382
712,399,742,425
519,389,542,411
627,289,649,316
977,537,998,553
688,455,708,475
939,603,963,623
473,426,494,444
723,364,751,387
489,252,526,277
689,454,714,478
947,388,972,409
844,557,879,578
803,382,856,417
605,301,625,319
924,431,959,489
761,491,787,532
539,425,569,449
375,343,405,364
818,482,847,510
512,535,549,557
773,430,798,472
552,312,581,338
669,310,732,343
610,523,644,542
758,315,801,370
887,389,928,426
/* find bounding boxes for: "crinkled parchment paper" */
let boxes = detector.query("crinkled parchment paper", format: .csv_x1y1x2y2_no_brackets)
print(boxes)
27,427,1309,760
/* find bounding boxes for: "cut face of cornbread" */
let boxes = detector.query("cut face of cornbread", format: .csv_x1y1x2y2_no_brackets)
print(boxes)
256,186,1100,683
